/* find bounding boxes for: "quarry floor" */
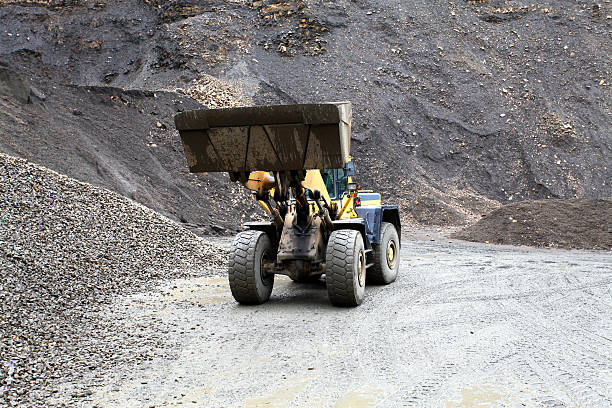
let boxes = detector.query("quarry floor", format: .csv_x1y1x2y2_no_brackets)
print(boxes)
50,236,612,408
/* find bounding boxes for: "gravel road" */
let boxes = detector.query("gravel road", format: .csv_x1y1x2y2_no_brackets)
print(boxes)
51,236,611,408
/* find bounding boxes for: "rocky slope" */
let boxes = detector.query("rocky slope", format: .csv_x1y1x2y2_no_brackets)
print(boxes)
0,64,263,234
0,0,610,229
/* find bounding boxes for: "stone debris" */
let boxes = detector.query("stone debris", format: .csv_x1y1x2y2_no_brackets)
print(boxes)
0,153,228,407
172,75,251,109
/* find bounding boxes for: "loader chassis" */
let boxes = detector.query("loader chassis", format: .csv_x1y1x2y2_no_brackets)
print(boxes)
175,102,401,306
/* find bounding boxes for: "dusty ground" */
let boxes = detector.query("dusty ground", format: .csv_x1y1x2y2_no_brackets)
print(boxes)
44,237,612,408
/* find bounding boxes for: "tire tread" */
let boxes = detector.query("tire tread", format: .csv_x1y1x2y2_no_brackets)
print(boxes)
325,229,363,306
368,222,399,284
228,230,272,304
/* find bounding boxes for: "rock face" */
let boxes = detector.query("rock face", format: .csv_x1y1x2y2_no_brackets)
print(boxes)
451,198,612,250
0,153,228,406
0,66,32,103
0,0,610,229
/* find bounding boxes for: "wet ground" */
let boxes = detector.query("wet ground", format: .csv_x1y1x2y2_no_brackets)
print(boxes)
50,236,612,407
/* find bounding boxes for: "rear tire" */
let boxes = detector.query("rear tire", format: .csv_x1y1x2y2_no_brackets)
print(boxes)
367,222,400,285
228,230,274,304
325,229,366,307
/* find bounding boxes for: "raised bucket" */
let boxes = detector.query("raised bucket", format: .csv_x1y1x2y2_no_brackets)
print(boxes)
174,102,352,173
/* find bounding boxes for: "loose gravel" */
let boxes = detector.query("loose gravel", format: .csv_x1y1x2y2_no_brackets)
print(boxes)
452,198,612,250
0,153,228,407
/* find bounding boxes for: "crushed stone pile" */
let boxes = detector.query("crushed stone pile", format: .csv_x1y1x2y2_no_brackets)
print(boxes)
173,74,252,109
0,153,228,406
451,198,612,250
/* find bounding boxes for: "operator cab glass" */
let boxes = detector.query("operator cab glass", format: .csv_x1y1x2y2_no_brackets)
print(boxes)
320,169,349,199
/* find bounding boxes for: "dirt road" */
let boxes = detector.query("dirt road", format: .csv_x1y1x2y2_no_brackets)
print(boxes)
52,237,611,407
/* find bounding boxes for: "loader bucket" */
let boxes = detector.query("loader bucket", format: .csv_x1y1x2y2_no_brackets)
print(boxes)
174,102,352,173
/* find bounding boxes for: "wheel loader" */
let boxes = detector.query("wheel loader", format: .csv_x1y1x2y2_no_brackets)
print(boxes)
174,102,400,306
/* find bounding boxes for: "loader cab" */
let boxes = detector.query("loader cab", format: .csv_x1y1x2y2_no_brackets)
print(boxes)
320,161,354,199
320,169,347,199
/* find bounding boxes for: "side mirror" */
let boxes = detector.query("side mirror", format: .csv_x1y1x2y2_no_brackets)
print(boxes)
344,161,355,177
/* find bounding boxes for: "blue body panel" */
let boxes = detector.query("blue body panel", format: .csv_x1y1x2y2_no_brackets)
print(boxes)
353,205,401,245
355,207,383,244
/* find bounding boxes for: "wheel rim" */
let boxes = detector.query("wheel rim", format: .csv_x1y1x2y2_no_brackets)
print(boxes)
260,249,273,286
357,249,366,287
386,239,398,269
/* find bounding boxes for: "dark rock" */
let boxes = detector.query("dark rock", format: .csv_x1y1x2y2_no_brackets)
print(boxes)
29,86,46,101
0,67,30,103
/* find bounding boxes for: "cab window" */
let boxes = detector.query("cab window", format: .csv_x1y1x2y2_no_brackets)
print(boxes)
321,170,335,198
336,168,348,198
320,169,348,199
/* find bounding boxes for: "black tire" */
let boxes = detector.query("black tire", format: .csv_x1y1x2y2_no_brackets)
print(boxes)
367,222,400,285
228,230,274,304
325,229,366,307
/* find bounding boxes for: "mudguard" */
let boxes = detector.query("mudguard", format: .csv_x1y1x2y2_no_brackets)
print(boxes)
332,218,371,249
354,205,401,245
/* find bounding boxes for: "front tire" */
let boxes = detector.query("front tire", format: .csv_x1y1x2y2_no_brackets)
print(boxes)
325,229,366,307
367,222,400,284
228,230,274,304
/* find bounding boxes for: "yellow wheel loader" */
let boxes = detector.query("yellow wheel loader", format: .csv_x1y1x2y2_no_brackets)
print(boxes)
174,102,400,306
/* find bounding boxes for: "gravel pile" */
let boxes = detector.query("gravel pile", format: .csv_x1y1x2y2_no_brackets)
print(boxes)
0,153,228,407
173,74,252,109
451,198,612,250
